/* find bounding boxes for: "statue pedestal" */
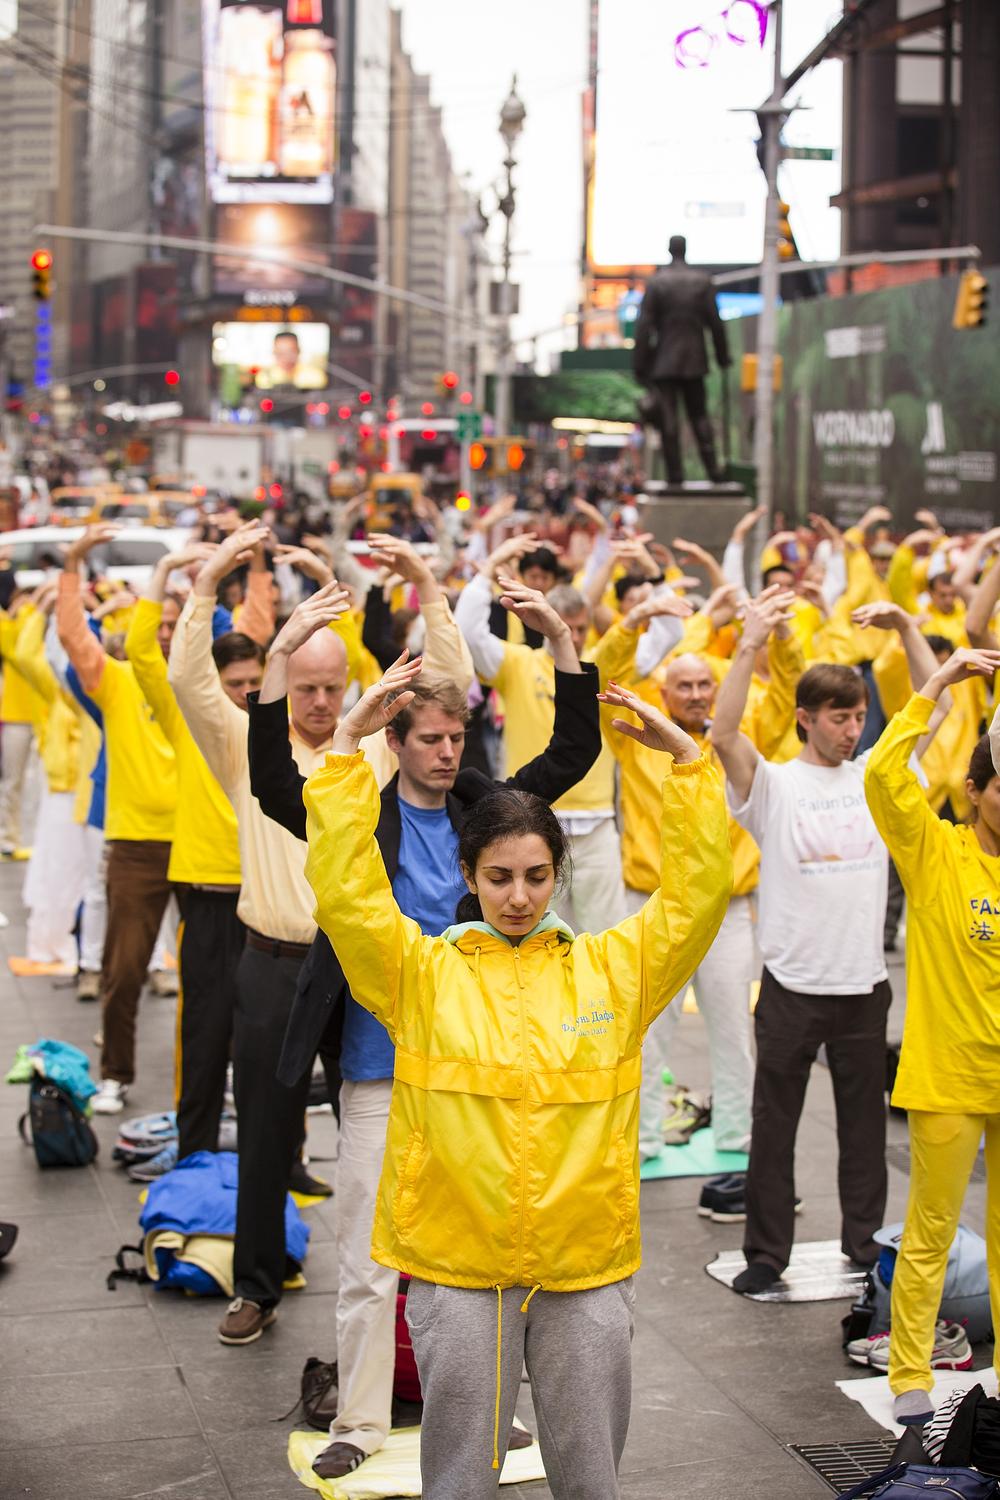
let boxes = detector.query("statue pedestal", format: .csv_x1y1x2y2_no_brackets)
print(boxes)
638,482,750,562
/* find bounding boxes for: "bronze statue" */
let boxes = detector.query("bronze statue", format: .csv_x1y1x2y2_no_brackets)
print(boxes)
633,235,731,485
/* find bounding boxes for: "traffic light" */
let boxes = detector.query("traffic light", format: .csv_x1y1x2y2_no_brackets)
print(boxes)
469,440,488,472
953,269,989,329
164,369,180,386
506,442,525,472
30,248,52,300
436,370,459,397
776,201,795,261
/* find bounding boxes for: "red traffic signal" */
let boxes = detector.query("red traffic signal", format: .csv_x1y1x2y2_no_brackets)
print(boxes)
260,398,274,413
359,390,373,405
338,404,352,420
31,249,52,271
442,370,459,390
164,369,181,387
421,401,434,416
459,390,473,405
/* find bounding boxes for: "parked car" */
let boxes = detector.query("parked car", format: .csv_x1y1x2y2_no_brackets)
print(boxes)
0,526,193,590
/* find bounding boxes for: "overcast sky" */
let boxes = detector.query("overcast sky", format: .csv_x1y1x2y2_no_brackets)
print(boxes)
398,0,589,366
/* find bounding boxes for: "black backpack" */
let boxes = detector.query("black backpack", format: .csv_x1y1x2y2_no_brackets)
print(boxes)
18,1077,99,1168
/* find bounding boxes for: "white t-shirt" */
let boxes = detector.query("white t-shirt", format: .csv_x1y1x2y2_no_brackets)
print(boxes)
729,753,888,995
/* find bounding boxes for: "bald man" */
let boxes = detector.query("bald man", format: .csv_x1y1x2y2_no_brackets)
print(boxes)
167,527,391,1342
594,617,804,1171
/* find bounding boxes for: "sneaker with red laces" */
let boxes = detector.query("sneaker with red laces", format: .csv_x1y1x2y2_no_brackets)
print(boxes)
866,1319,973,1374
217,1297,277,1345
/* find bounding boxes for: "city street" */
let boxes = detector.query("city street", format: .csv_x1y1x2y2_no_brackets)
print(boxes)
1,856,984,1500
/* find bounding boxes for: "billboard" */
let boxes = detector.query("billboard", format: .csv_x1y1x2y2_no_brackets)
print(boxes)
713,272,1000,531
583,0,844,343
213,201,332,295
212,321,330,390
203,0,337,204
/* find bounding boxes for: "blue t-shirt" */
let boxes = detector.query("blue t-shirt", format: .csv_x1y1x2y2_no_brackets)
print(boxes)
340,798,463,1082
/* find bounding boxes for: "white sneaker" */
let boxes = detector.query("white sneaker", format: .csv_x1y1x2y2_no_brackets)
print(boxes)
91,1080,128,1115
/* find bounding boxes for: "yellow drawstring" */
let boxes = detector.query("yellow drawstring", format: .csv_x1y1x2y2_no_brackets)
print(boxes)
492,1286,503,1470
491,1285,543,1469
475,945,482,986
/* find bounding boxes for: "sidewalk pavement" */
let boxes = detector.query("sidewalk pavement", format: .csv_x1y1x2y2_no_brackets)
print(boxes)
0,857,989,1499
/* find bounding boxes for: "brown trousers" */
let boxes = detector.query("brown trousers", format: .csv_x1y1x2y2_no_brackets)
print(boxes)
101,839,172,1084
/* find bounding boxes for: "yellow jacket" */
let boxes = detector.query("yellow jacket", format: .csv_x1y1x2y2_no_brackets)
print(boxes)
125,599,241,885
304,749,732,1292
0,607,41,725
873,636,983,818
593,621,803,894
12,606,92,799
490,643,615,814
865,693,1000,1113
57,572,177,843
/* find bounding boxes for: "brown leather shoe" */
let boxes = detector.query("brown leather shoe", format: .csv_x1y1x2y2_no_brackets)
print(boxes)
312,1441,366,1480
217,1297,277,1345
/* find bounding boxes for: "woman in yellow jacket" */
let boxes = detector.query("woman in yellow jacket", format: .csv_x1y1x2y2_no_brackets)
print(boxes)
864,644,1000,1426
304,657,732,1500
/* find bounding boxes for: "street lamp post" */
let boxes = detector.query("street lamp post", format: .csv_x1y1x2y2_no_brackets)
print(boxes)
494,75,525,441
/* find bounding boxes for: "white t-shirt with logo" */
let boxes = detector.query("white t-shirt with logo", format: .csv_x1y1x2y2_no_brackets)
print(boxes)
729,753,888,995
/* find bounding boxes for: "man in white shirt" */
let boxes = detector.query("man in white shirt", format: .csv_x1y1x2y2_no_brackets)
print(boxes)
711,588,891,1295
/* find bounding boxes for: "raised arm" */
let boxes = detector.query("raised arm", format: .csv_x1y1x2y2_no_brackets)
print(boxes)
711,587,795,802
868,647,1000,890
304,655,429,1036
127,543,218,745
722,505,765,595
588,684,732,1030
965,533,1000,648
453,531,539,683
168,522,267,792
748,626,806,760
248,581,352,838
12,594,57,704
56,525,119,697
366,534,472,691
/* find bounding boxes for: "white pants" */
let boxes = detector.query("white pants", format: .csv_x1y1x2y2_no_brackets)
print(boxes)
79,826,107,973
332,1078,398,1456
23,790,87,966
0,721,33,849
552,818,628,936
637,893,757,1156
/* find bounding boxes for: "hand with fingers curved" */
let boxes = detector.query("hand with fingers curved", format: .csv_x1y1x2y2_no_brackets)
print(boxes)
851,600,913,633
193,520,270,597
928,646,1000,691
599,680,701,763
731,505,766,544
332,651,424,754
483,530,539,581
273,543,334,586
64,523,120,568
738,586,796,651
269,579,351,659
623,591,693,631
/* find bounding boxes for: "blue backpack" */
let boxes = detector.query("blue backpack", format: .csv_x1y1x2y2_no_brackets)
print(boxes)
18,1076,99,1168
838,1463,999,1500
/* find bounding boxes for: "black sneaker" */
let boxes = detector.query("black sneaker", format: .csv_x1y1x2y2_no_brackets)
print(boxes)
698,1173,747,1222
289,1160,333,1198
312,1441,366,1480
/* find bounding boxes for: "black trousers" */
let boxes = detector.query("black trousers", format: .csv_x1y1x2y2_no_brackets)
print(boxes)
651,376,722,484
744,968,891,1274
175,886,245,1161
232,944,342,1308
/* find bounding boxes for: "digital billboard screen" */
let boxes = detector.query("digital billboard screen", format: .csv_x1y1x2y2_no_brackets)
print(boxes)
213,201,332,295
212,321,330,390
588,0,842,269
203,0,337,204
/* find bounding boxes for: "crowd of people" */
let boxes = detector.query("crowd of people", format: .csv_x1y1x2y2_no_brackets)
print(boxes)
1,485,999,1496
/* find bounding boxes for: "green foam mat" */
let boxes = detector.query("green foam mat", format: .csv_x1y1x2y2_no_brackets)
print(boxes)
639,1127,748,1181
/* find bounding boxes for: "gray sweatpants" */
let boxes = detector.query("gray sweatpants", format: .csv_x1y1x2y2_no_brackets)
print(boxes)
405,1277,635,1500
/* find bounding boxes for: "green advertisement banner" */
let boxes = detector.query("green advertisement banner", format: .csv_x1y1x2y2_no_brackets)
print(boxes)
718,269,1000,531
